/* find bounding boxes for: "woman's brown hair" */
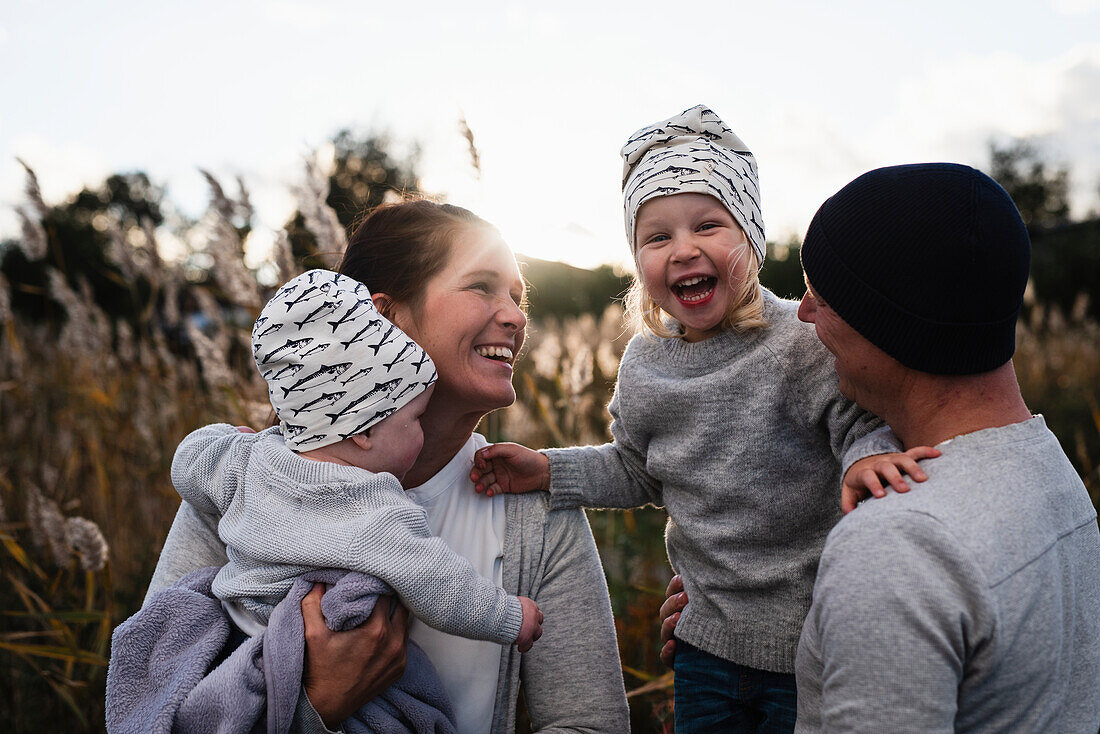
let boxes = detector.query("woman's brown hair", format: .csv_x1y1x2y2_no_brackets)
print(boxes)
338,199,490,315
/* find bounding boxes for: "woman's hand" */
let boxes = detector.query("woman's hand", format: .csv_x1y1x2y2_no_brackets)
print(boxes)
658,574,688,668
301,584,410,729
841,446,942,513
471,443,550,497
515,596,544,653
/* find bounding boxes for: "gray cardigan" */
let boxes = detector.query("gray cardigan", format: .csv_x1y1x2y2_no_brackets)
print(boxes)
146,488,629,733
545,290,888,674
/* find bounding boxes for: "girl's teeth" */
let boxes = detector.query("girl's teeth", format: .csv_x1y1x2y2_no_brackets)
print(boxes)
674,275,715,302
680,288,713,302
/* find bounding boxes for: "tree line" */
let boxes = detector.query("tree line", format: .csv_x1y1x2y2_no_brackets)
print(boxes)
2,133,1096,332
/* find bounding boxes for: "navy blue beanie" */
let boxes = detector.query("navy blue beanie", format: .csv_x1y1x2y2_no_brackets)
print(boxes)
800,163,1031,375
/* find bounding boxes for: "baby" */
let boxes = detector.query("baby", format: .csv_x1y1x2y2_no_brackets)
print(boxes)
171,268,542,651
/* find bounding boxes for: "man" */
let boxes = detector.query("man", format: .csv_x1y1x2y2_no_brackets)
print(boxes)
794,162,1100,732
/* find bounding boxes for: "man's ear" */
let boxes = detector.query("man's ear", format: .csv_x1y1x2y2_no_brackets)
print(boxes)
349,432,372,452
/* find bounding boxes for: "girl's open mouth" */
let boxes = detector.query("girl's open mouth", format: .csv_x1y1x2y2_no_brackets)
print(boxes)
673,276,717,305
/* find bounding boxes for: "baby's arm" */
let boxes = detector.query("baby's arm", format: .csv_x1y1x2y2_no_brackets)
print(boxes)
349,495,536,648
171,423,256,514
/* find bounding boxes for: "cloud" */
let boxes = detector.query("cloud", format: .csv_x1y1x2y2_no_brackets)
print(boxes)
1051,0,1100,16
260,0,337,28
756,45,1100,238
883,45,1100,215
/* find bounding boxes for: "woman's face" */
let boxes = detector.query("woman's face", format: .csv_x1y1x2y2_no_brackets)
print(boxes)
390,226,526,417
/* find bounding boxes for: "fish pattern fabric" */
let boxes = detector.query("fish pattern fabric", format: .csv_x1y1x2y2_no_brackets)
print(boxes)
621,104,765,264
252,269,437,451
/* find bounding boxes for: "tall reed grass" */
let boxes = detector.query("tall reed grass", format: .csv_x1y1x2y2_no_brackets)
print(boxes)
1,161,1095,732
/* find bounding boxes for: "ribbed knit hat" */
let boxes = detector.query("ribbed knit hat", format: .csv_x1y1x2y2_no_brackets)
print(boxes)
253,269,437,450
621,104,765,264
800,163,1031,375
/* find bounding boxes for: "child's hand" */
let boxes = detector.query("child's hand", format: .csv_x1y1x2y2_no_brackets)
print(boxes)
841,446,942,513
658,574,688,669
471,443,550,497
515,596,543,653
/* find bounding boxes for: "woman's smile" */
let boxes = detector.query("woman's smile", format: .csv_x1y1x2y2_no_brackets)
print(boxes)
474,344,515,365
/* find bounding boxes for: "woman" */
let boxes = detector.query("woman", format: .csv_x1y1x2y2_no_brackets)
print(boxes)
144,200,629,733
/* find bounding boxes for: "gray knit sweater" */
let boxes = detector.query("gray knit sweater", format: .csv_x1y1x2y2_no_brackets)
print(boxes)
171,424,522,644
545,290,888,673
148,465,629,734
795,417,1100,732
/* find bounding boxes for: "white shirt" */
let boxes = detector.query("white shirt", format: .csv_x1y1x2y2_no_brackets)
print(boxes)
405,433,506,734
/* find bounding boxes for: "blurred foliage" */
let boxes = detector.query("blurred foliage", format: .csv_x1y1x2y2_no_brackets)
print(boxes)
989,139,1070,229
0,132,1097,732
1,170,165,325
758,239,809,300
519,257,630,319
1028,217,1100,319
989,138,1099,318
285,130,421,269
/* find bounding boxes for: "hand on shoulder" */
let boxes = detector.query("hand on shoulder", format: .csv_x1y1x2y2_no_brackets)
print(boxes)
470,442,550,497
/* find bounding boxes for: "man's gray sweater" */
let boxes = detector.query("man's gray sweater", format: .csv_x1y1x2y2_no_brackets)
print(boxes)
171,424,522,644
795,416,1100,732
545,290,887,673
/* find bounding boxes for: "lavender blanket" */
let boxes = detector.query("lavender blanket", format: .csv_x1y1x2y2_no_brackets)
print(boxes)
106,567,456,734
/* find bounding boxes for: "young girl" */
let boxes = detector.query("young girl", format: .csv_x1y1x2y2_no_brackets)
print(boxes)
470,105,936,733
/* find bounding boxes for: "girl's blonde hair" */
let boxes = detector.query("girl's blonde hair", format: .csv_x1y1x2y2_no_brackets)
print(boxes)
624,244,767,339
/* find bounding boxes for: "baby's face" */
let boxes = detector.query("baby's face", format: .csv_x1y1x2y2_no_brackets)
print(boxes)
363,386,434,481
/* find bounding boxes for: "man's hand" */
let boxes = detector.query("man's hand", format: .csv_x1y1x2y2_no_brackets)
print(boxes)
471,443,551,497
842,446,942,513
658,574,688,669
515,596,544,653
301,584,410,729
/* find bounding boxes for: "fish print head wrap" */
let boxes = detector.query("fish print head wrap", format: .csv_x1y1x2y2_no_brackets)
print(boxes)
252,269,437,451
621,104,764,265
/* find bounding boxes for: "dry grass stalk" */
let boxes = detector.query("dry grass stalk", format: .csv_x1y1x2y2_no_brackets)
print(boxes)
458,115,482,179
0,273,13,325
16,157,50,220
198,170,261,310
299,154,348,263
14,208,48,261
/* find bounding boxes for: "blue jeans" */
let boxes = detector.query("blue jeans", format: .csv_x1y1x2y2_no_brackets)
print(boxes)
673,641,798,733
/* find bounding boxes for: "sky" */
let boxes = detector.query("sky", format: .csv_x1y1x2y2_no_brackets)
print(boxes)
2,0,1098,270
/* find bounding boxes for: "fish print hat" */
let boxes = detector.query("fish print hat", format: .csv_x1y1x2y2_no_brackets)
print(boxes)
252,269,437,451
621,104,765,266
